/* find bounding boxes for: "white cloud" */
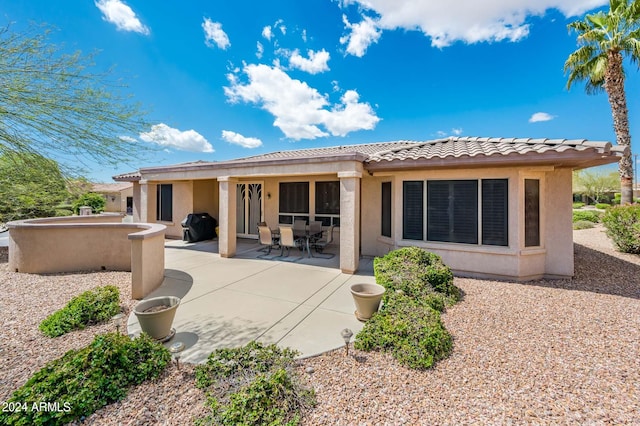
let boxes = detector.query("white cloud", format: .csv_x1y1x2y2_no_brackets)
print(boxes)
340,14,382,57
224,64,380,140
119,135,137,143
262,25,273,41
256,41,264,59
288,49,330,74
339,0,606,48
95,0,149,35
202,18,230,50
221,130,263,148
302,29,308,43
529,112,555,123
436,128,464,137
140,123,214,153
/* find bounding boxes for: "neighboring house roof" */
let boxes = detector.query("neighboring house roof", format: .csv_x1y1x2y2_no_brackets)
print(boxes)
92,182,133,193
112,137,627,181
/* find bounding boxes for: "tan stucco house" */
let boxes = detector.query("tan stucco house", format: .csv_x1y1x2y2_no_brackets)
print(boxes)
114,137,626,281
91,182,134,214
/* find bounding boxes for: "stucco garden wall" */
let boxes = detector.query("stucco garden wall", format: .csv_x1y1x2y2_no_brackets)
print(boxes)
8,215,166,299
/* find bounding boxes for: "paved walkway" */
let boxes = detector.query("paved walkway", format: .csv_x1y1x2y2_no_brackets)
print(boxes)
126,239,375,364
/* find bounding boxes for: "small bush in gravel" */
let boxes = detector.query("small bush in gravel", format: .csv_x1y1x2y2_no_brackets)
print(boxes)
602,204,640,254
39,285,120,337
0,333,170,426
355,292,453,370
374,247,459,301
573,220,596,230
595,203,611,210
194,341,315,426
573,202,585,209
572,210,602,223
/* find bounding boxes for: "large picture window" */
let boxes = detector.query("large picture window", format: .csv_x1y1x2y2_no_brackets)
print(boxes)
279,182,309,224
403,179,508,246
315,181,340,226
156,184,173,222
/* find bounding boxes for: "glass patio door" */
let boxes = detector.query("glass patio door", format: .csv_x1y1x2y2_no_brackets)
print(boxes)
236,182,263,238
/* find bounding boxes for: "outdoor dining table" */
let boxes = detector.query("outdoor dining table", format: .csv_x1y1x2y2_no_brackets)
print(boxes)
293,228,323,258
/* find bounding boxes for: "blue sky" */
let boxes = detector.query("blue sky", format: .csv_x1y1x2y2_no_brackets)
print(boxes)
3,0,638,182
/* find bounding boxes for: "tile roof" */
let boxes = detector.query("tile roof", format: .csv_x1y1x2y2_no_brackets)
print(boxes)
91,182,132,192
366,137,624,163
112,137,626,181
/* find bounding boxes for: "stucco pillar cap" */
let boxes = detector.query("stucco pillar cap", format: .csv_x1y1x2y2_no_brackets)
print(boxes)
337,171,362,179
218,176,238,182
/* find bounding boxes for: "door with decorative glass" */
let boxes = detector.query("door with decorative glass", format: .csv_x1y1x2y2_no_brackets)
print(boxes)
236,183,263,238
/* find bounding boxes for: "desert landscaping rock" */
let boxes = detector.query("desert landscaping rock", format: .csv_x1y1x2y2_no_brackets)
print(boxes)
1,226,638,424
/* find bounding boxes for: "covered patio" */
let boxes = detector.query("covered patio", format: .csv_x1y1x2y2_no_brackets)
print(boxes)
126,238,375,363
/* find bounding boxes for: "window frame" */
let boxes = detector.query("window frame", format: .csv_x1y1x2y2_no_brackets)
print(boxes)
156,183,173,222
278,182,309,225
315,181,340,227
381,181,392,238
402,178,509,247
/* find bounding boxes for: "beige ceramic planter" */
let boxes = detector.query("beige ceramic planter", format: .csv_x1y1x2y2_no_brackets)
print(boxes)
133,296,180,341
350,283,385,321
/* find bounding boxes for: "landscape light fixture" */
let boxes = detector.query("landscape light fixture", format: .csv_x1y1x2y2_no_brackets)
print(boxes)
169,341,185,370
340,328,353,356
112,313,124,334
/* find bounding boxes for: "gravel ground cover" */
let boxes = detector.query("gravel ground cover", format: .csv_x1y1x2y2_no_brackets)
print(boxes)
0,226,639,425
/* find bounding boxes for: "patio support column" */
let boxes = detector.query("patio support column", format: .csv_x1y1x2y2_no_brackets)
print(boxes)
138,180,149,222
338,171,361,274
218,176,238,258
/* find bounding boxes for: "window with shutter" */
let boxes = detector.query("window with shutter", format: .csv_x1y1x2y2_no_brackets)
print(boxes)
156,184,173,222
525,179,540,247
381,182,392,237
427,180,478,244
279,182,309,224
482,179,508,246
403,181,424,240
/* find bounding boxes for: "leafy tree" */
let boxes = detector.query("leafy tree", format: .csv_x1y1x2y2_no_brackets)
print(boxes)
0,152,69,223
565,0,640,204
72,192,106,215
573,169,620,203
0,22,149,172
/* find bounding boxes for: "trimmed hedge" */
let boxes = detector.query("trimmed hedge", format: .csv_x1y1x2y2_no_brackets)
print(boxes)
373,246,458,301
573,202,585,209
572,210,602,223
0,333,170,426
573,220,596,230
602,204,640,254
595,203,611,210
39,285,120,337
194,341,315,426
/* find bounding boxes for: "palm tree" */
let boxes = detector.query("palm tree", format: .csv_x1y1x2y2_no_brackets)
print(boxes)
565,0,640,204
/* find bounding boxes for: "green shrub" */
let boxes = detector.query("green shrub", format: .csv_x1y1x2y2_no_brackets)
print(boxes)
72,192,106,215
573,202,585,209
54,208,74,217
572,210,602,223
39,286,120,337
0,333,170,426
374,247,458,301
573,220,596,230
595,203,611,210
195,341,315,426
602,205,640,254
355,293,453,370
614,193,622,205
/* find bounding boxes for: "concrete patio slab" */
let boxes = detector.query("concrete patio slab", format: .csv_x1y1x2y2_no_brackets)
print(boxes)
126,238,377,363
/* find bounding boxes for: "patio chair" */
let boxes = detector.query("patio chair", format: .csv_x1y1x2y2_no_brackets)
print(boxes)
278,226,304,259
312,225,335,258
293,219,307,234
257,225,278,258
